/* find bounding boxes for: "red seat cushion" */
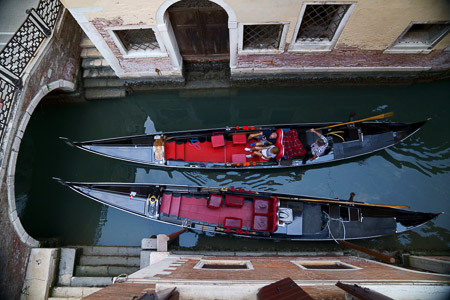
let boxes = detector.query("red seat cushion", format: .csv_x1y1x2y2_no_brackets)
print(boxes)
232,154,246,163
225,195,244,207
232,134,247,145
208,194,223,208
254,199,270,215
224,217,242,229
211,135,225,148
275,129,284,162
253,215,269,231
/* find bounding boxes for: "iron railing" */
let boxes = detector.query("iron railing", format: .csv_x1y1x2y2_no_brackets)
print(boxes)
0,0,61,144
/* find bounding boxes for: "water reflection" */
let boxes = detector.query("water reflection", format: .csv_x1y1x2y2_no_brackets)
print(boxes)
14,81,450,251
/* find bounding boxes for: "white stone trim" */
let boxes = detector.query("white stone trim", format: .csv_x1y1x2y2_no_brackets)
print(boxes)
193,260,254,270
7,80,74,248
289,1,356,52
107,25,168,58
67,7,124,75
231,66,431,75
291,260,361,270
156,0,238,69
385,21,450,54
238,22,289,54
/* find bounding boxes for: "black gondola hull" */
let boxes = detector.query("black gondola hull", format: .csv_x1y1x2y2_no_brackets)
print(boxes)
64,120,428,170
55,179,440,242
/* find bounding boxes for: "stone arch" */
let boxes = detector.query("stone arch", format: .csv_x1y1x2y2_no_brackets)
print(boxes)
156,0,238,70
7,80,75,247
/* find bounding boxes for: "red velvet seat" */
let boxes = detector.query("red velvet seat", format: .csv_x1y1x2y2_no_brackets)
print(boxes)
232,133,247,145
254,199,270,215
252,215,269,231
211,135,225,148
225,195,245,207
208,194,223,209
224,217,243,229
232,154,246,163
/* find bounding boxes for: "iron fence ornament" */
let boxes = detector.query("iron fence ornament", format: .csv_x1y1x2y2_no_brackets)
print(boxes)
0,0,62,143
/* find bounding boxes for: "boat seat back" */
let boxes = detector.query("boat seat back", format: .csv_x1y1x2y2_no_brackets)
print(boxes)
225,194,245,207
211,135,225,148
224,217,243,229
175,143,185,160
169,194,181,217
254,199,270,215
160,192,173,215
208,194,223,209
232,133,247,145
165,141,176,160
275,129,284,162
252,215,269,231
232,154,247,163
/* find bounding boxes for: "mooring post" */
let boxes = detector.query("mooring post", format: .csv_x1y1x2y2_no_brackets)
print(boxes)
168,228,188,242
156,228,188,252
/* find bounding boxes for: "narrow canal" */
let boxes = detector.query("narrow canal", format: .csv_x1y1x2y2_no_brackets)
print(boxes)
15,80,449,253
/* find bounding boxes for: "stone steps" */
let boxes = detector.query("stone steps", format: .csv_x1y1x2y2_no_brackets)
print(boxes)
80,246,141,256
75,265,139,277
79,254,140,267
84,87,126,99
49,286,102,299
79,34,125,99
50,246,142,298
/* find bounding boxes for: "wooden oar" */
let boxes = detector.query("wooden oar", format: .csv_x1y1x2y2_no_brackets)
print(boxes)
276,196,409,209
338,240,396,264
314,112,394,131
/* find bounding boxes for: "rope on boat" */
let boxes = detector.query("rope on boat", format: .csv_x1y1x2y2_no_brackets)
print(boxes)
326,131,345,142
324,212,346,243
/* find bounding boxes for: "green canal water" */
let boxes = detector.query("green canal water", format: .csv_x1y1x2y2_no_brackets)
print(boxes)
15,81,450,253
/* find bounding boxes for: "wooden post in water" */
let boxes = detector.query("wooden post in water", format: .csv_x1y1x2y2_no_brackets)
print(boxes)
338,240,396,264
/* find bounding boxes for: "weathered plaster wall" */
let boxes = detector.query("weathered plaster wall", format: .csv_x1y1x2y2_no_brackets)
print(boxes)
60,0,449,79
61,0,450,50
339,0,450,50
91,17,176,77
0,11,81,300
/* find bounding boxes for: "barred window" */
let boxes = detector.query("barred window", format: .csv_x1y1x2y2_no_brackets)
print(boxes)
396,23,450,47
115,29,160,52
243,24,283,50
296,4,351,43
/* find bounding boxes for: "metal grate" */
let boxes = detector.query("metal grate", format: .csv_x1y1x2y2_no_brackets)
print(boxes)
36,0,62,28
297,4,350,42
243,24,283,50
115,29,160,52
398,23,450,46
0,0,61,145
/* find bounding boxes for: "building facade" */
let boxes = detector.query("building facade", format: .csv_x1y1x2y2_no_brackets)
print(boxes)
61,0,450,80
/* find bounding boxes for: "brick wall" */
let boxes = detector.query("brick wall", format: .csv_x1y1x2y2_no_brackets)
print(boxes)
0,11,82,300
92,17,175,75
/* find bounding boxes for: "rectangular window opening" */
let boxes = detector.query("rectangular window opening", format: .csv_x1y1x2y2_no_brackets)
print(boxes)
194,260,253,270
115,29,161,52
292,260,360,270
243,24,283,50
395,23,450,49
296,4,351,43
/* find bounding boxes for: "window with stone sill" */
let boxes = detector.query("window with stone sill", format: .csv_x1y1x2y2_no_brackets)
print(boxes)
290,3,354,52
239,23,288,53
112,28,165,58
386,22,450,53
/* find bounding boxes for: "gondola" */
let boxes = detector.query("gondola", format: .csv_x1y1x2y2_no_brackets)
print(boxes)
54,179,440,241
61,114,429,170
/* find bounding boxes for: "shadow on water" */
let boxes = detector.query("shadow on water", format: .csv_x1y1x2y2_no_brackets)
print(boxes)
14,81,450,252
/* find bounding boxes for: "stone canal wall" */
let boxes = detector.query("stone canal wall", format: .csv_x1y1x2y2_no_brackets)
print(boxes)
0,10,82,300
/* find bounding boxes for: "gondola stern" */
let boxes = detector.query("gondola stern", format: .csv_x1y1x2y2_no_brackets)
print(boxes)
59,136,76,148
52,177,69,187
